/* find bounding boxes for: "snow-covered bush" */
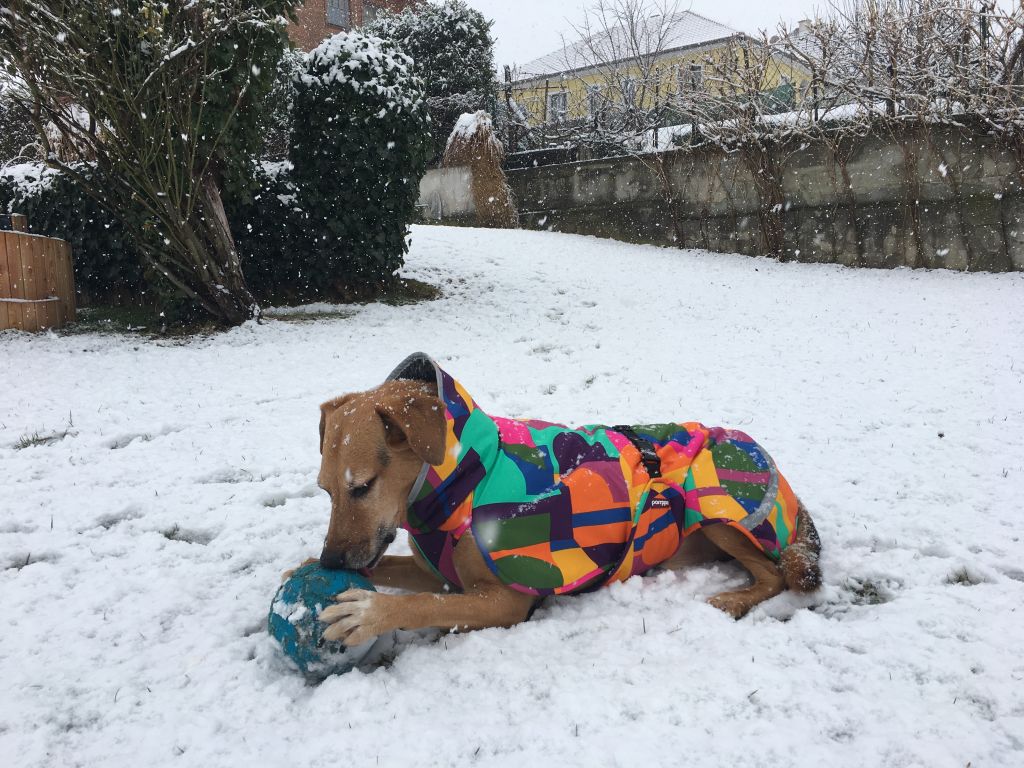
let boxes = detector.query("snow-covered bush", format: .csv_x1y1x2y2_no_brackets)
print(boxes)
286,31,430,300
0,164,146,305
366,0,496,159
366,1,494,102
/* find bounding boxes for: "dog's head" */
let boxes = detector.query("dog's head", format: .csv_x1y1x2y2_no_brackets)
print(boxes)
317,379,446,570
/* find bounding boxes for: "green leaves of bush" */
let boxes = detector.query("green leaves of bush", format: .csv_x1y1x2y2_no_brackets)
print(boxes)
0,165,146,306
278,31,431,301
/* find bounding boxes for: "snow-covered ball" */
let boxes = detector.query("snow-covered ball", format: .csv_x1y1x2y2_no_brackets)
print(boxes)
268,563,375,677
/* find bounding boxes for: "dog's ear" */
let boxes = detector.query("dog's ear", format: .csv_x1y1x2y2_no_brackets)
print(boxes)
319,395,353,454
375,390,446,466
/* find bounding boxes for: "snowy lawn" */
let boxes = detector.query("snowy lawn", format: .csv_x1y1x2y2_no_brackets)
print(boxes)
2,226,1023,767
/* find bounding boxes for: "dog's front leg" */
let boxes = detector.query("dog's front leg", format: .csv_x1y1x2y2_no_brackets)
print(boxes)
319,586,535,645
319,532,535,646
369,553,448,593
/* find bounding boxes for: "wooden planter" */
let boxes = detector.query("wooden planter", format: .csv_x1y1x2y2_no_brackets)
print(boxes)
0,222,76,332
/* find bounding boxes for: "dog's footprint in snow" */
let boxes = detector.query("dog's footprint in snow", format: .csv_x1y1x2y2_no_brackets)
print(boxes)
810,578,900,619
530,343,571,362
106,425,182,450
4,551,59,571
92,506,143,530
262,485,320,508
545,309,570,325
241,622,266,638
846,577,901,604
997,567,1024,583
845,536,902,553
197,467,255,484
945,566,991,586
0,520,36,534
161,524,218,545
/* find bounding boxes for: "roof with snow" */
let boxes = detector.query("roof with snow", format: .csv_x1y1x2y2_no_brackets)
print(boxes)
516,10,741,82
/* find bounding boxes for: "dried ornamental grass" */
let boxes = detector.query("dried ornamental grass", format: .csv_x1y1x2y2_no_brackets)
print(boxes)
442,111,518,228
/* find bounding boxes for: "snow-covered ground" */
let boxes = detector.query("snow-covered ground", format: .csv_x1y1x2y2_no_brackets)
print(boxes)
2,226,1023,767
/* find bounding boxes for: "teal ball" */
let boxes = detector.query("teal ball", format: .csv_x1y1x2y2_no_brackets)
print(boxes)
268,562,376,676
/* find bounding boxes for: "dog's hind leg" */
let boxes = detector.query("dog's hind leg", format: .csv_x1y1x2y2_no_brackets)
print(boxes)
701,523,786,619
780,502,822,593
661,528,730,570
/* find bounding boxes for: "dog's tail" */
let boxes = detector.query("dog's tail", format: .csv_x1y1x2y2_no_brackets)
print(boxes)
780,501,822,592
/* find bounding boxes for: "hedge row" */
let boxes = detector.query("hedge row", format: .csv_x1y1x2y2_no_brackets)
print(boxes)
0,30,429,312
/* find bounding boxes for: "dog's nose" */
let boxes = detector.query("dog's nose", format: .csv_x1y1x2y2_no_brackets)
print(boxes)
319,549,347,571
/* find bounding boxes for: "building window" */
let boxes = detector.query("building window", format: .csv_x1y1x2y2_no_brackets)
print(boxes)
327,0,350,28
587,85,602,117
621,77,637,107
547,91,568,123
363,2,381,25
688,64,704,90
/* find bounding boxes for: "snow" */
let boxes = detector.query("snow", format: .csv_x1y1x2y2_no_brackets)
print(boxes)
0,162,59,199
259,159,293,180
299,30,424,115
449,110,492,141
648,103,891,151
445,110,501,153
2,226,1024,767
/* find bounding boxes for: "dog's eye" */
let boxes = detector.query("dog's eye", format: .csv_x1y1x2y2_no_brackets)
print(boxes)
349,478,376,499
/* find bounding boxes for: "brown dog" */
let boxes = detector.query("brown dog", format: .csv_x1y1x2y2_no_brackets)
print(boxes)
303,367,822,648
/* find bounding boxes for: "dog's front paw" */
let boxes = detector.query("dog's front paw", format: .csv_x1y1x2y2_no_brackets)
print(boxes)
281,557,319,582
319,589,384,646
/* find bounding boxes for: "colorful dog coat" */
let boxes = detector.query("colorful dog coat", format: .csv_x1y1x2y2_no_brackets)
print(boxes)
389,354,800,597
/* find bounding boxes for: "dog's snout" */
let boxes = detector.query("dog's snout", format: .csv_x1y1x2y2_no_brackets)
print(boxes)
320,527,394,571
319,548,348,571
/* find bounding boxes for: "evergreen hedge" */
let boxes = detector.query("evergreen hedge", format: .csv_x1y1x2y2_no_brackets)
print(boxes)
227,161,307,304
366,1,496,162
286,31,430,300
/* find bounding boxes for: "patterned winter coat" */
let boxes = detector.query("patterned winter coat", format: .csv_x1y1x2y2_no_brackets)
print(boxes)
389,353,800,597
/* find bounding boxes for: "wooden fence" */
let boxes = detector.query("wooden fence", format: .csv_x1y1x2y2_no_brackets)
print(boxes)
0,226,76,332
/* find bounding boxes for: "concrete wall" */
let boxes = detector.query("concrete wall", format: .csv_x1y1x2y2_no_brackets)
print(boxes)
418,167,475,223
507,126,1024,271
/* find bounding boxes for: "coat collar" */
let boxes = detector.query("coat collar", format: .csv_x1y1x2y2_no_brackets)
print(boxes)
386,353,499,534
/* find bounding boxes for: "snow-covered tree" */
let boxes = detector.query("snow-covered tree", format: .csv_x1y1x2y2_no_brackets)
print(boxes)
366,0,496,158
0,0,298,325
287,30,430,300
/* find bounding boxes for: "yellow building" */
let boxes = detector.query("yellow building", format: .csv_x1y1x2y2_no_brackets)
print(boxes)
510,10,810,127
